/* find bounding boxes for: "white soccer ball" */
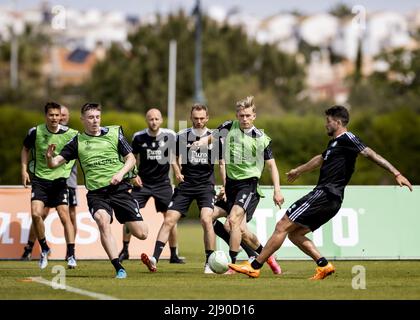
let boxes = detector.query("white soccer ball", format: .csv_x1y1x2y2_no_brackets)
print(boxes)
208,250,231,274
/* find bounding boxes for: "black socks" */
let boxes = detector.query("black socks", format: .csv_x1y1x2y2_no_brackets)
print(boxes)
26,241,35,249
66,243,75,257
153,241,165,262
123,241,129,252
229,250,238,264
39,238,49,252
213,220,258,258
205,250,214,263
316,257,328,267
170,247,178,259
111,258,124,272
251,259,263,270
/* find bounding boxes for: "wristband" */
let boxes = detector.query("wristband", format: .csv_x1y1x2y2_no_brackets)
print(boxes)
394,172,401,178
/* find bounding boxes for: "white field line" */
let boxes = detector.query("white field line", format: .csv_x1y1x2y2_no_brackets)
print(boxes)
29,276,119,300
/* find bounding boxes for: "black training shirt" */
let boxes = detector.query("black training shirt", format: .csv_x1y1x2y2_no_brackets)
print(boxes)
132,128,176,185
316,131,366,200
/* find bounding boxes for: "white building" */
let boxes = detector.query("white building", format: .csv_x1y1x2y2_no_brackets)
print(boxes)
332,18,362,61
0,6,25,41
300,14,339,47
225,12,261,39
256,14,299,54
54,8,129,50
364,11,412,57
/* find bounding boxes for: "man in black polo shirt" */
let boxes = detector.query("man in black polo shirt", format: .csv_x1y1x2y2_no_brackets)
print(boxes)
141,104,218,273
118,108,183,264
229,105,412,279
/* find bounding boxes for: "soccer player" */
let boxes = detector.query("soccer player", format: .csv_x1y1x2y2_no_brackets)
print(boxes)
212,194,282,274
140,104,218,273
213,185,263,260
21,105,80,261
195,96,284,273
46,103,148,279
21,102,78,269
229,105,413,279
118,108,183,264
60,105,79,257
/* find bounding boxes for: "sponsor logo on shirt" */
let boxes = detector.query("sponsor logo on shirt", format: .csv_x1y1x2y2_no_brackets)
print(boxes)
147,149,162,160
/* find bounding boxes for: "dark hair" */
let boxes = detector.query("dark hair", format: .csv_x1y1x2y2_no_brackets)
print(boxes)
190,103,208,115
44,101,61,114
81,103,102,115
325,105,349,126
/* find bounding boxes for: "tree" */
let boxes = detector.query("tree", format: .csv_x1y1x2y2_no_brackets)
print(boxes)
87,11,305,115
329,3,353,18
349,47,420,113
0,24,50,108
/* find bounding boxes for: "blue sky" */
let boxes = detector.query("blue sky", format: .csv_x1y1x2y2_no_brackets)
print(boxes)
3,0,419,17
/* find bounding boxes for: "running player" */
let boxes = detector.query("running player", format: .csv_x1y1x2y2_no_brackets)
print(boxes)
46,103,148,279
229,105,413,279
140,104,218,273
194,96,283,273
21,105,79,261
21,102,78,269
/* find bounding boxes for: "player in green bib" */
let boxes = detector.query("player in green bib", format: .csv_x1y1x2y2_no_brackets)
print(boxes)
194,96,285,272
21,105,80,262
21,102,78,269
46,103,148,279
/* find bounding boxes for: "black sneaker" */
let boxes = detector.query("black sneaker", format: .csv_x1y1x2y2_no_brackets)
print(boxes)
21,246,33,261
169,256,185,264
118,250,129,263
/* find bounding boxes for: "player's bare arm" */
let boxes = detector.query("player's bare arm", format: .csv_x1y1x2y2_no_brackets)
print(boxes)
131,153,143,187
20,146,31,187
217,159,227,201
218,159,226,188
46,144,67,168
173,156,184,182
111,152,136,185
265,158,284,207
360,147,413,191
286,154,324,183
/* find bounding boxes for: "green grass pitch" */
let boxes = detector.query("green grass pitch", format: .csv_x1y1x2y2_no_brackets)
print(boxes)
1,222,420,300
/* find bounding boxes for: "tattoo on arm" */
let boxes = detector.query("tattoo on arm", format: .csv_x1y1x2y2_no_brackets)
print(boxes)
361,147,398,174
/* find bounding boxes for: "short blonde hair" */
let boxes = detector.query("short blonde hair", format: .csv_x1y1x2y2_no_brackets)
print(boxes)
236,96,255,113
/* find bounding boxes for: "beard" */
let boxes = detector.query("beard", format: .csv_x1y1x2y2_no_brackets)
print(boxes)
326,128,334,136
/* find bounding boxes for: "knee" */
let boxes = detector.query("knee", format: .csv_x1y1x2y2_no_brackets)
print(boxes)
94,214,110,232
200,214,212,227
163,217,177,229
274,221,288,234
31,212,43,221
274,214,294,233
288,231,298,243
223,222,231,233
228,216,240,229
139,222,148,240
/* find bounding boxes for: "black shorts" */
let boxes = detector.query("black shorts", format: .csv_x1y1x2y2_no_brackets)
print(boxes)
286,188,342,231
132,181,173,213
31,177,69,208
68,187,78,207
167,181,215,217
86,182,143,224
220,177,260,222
